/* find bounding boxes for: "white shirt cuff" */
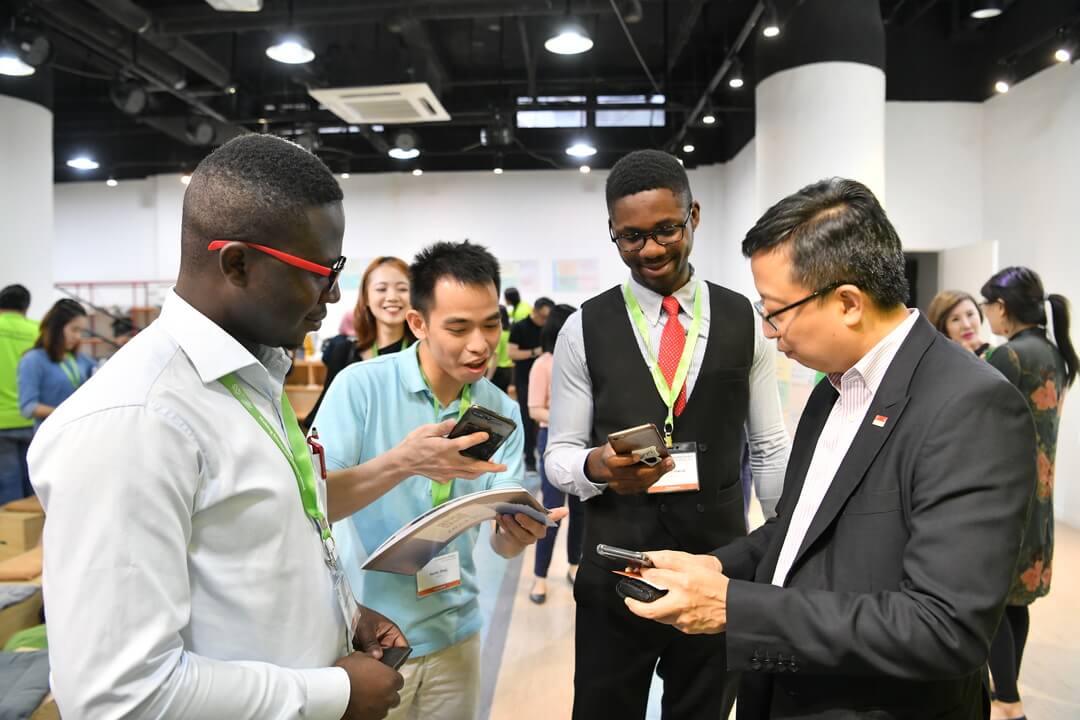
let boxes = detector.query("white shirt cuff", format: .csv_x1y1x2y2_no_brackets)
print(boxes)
570,448,607,500
302,666,352,720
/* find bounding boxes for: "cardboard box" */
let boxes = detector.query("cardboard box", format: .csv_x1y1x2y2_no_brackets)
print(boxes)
0,511,44,558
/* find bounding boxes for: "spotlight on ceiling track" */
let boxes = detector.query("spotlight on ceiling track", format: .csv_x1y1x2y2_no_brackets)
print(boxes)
993,63,1014,94
389,129,421,160
565,141,597,158
412,168,424,176
1054,30,1077,64
579,165,591,174
728,57,745,89
110,78,148,115
66,156,99,171
701,112,717,125
106,177,118,188
970,1,1004,21
762,2,781,38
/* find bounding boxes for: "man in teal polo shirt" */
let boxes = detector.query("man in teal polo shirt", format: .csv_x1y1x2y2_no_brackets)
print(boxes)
314,241,547,720
0,285,38,503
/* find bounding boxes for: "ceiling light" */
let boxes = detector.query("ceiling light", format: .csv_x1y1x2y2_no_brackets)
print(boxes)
579,165,591,174
566,141,597,158
66,157,99,171
225,85,238,95
412,168,424,176
682,143,695,153
762,2,781,37
266,37,315,64
110,79,148,116
389,147,420,160
180,174,192,185
970,1,1003,20
389,129,421,160
493,167,504,175
544,22,593,55
702,112,717,125
994,79,1010,94
728,57,745,89
340,172,350,179
1054,31,1077,63
0,52,34,77
106,178,118,188
1055,47,1072,63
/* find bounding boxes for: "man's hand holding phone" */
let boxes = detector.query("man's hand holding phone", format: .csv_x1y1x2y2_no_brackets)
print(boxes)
394,419,506,484
586,442,676,495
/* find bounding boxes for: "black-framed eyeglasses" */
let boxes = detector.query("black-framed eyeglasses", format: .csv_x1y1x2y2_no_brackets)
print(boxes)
753,281,852,332
609,206,693,253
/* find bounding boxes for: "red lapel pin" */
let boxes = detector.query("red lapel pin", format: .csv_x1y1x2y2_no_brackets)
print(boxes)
872,415,888,427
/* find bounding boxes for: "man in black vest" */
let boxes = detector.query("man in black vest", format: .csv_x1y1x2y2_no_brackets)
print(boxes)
545,149,791,719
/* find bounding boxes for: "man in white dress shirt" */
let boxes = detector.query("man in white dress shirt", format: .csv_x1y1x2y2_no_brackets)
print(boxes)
626,178,1035,720
30,135,407,719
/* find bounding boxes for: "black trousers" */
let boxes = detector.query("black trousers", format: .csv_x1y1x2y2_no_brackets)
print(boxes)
988,604,1030,703
514,368,537,467
573,595,739,720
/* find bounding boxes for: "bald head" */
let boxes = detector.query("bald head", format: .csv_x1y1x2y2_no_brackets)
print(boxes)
180,134,343,273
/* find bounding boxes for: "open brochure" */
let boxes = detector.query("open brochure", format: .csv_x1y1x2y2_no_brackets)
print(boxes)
361,488,552,575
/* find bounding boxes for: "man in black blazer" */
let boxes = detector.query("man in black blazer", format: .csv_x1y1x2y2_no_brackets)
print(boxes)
626,177,1036,719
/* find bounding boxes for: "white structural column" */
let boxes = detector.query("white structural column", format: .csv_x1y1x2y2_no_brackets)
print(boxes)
753,0,887,213
0,93,55,318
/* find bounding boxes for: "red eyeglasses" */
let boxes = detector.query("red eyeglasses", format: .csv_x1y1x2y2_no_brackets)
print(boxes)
207,241,346,292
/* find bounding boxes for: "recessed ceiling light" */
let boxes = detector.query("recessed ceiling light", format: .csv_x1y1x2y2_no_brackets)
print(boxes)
106,178,118,187
544,23,593,55
579,165,591,174
763,24,780,38
994,79,1010,94
265,38,315,64
412,168,424,176
340,172,350,179
66,157,99,171
180,174,192,185
682,143,695,153
702,113,717,125
566,142,597,158
493,167,504,175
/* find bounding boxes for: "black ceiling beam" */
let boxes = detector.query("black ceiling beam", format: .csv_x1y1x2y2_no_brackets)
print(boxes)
666,0,708,73
395,16,450,96
516,16,537,99
150,0,663,36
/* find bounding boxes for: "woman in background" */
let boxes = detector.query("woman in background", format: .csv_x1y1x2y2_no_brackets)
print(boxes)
17,299,95,428
979,267,1076,720
927,289,990,356
306,256,415,426
528,303,582,604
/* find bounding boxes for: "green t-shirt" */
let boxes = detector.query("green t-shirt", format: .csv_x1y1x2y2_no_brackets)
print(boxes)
0,312,39,429
495,329,513,369
510,302,532,323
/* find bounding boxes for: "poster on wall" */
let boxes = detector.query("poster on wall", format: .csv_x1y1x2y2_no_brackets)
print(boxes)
501,260,541,296
553,259,601,293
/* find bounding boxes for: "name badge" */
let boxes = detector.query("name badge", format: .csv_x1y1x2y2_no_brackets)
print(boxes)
647,442,700,494
331,565,361,653
416,551,462,598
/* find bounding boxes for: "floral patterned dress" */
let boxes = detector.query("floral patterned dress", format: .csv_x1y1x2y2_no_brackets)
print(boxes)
986,327,1067,605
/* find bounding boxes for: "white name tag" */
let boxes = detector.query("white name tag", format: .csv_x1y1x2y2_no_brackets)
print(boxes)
647,443,701,494
331,565,361,654
416,551,462,598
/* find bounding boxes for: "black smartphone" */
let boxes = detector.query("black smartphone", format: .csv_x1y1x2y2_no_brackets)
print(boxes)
380,646,412,670
615,576,669,603
596,543,654,569
447,405,517,461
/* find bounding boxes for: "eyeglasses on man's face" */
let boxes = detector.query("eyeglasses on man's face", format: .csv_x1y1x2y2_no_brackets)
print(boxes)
753,281,852,332
609,206,693,253
207,240,346,293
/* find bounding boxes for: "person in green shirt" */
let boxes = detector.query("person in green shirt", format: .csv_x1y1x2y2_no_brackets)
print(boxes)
0,284,39,502
503,287,532,323
486,305,514,392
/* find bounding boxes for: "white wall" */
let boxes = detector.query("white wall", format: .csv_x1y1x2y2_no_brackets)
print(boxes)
885,102,984,252
983,61,1080,527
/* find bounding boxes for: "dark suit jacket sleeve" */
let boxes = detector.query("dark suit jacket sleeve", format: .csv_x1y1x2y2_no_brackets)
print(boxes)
724,378,1036,679
711,517,779,581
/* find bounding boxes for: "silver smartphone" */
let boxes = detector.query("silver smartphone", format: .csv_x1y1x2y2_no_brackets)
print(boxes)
607,423,669,466
596,543,654,569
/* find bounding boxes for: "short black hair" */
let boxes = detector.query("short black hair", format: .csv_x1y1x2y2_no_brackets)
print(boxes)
180,134,343,271
534,297,555,312
606,149,692,212
0,284,30,312
410,241,501,316
504,287,521,306
541,303,576,353
742,177,909,309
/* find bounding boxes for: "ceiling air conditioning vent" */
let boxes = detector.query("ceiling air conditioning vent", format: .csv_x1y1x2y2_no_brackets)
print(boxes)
309,83,451,125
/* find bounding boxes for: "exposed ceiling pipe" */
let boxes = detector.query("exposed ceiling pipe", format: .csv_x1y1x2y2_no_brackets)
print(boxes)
80,0,232,89
667,1,763,152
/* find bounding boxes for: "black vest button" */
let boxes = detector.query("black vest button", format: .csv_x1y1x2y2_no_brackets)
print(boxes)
696,503,705,512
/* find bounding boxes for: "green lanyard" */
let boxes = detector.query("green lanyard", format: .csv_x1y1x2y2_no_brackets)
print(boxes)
622,281,704,447
219,373,336,554
417,352,472,507
59,354,82,390
370,337,410,359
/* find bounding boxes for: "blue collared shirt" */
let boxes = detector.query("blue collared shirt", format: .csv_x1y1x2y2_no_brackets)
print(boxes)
314,342,524,657
17,349,96,427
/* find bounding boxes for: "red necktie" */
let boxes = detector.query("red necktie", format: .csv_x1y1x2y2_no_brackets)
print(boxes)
658,296,688,416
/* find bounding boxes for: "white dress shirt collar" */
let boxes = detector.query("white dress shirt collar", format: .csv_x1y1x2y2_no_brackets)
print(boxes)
828,310,920,396
626,267,699,325
158,289,292,391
